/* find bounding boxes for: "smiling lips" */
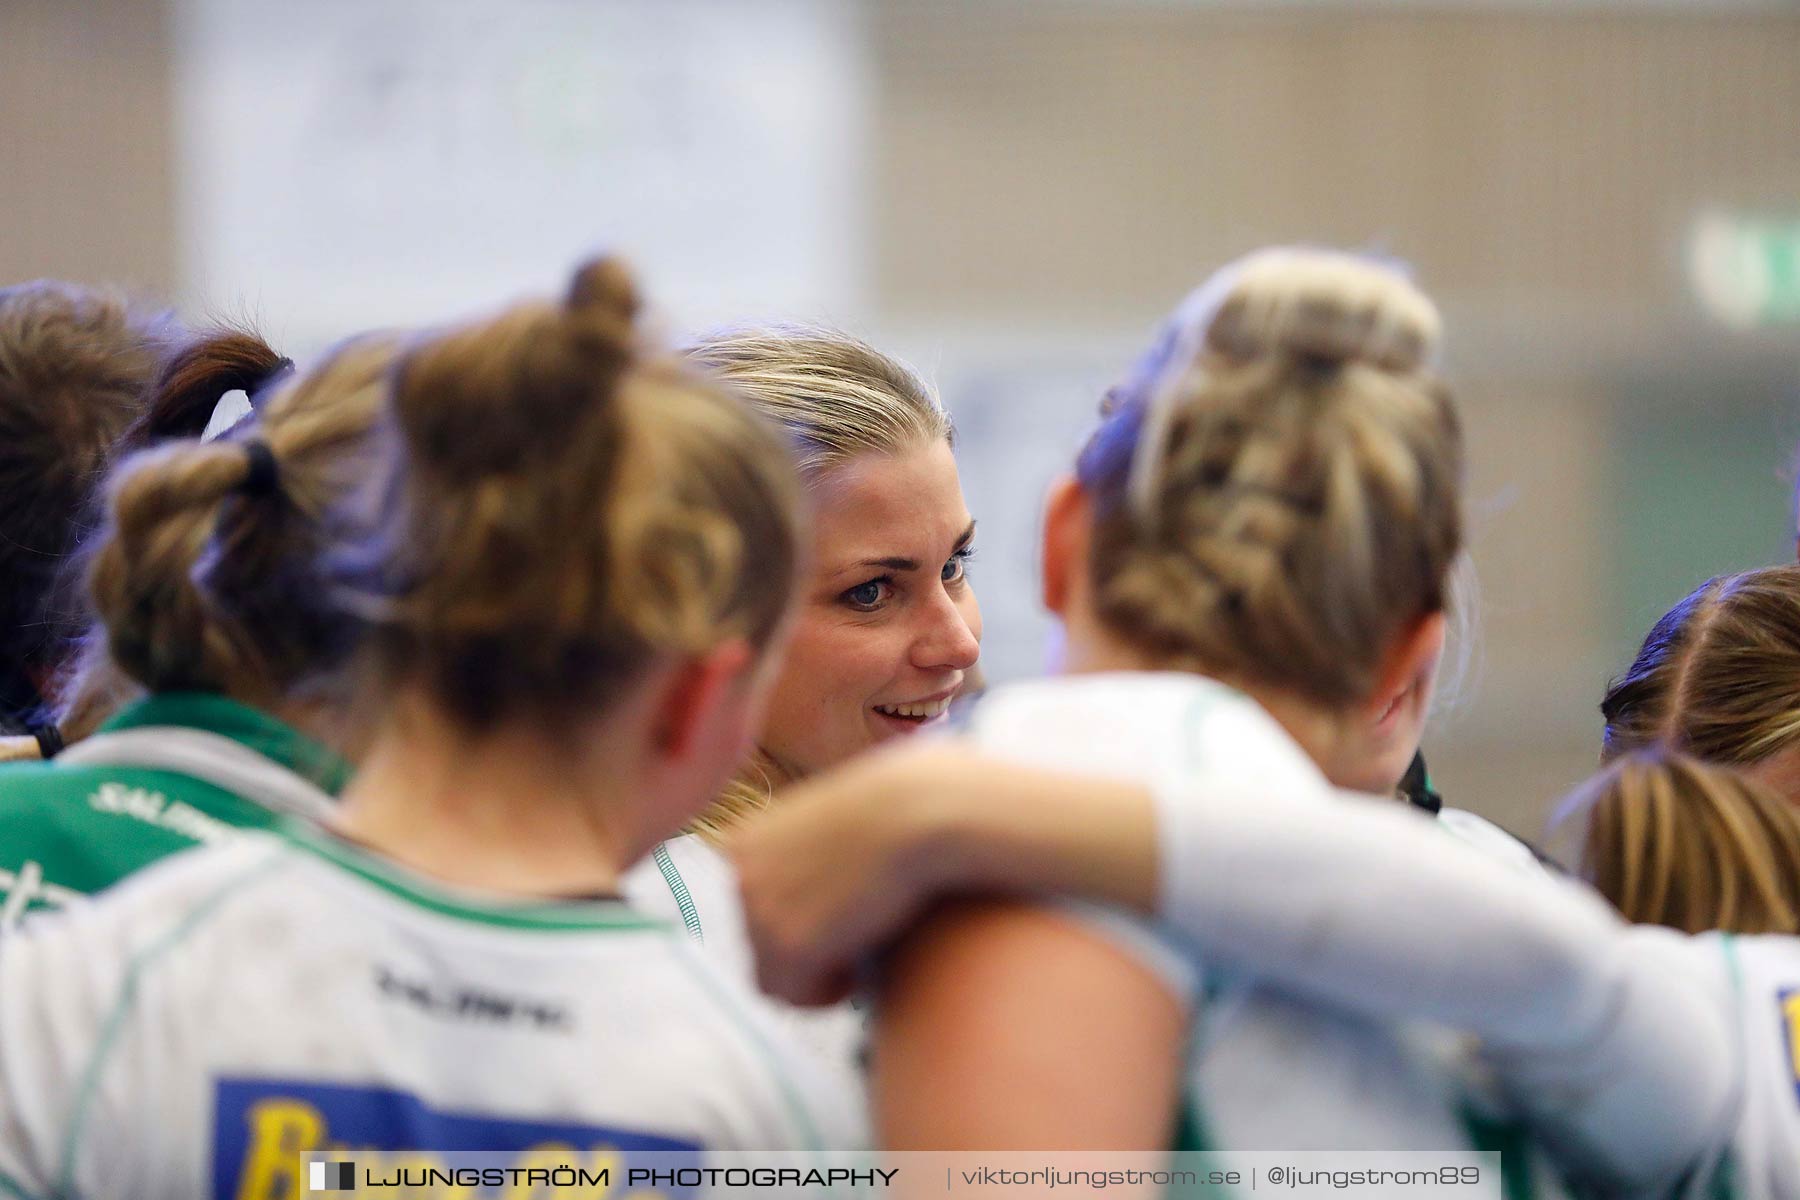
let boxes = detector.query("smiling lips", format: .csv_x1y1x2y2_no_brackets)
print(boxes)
873,694,955,723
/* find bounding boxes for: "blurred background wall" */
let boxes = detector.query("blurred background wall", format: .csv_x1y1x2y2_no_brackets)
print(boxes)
4,0,1798,838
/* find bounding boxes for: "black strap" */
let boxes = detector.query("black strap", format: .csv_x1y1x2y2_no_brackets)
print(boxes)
1398,749,1442,815
1403,748,1569,874
28,722,64,759
239,440,282,498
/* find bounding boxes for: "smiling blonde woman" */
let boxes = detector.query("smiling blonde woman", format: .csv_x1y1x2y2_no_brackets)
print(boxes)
619,327,979,1109
625,328,980,981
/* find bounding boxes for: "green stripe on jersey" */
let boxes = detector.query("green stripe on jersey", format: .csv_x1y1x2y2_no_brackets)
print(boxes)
0,766,286,925
1459,1105,1554,1200
282,823,673,934
0,1167,48,1200
653,843,705,943
1170,1097,1237,1199
0,693,351,920
95,692,351,794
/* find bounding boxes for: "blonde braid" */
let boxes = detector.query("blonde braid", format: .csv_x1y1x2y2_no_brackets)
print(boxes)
1081,248,1462,707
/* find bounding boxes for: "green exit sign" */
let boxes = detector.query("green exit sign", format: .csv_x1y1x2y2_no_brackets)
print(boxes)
1690,212,1800,328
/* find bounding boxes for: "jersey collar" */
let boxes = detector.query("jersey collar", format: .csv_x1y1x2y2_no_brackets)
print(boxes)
90,692,352,795
284,821,670,933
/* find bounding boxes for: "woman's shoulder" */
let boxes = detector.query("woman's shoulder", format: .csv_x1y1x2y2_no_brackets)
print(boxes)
1042,898,1205,1009
1433,807,1558,877
0,759,283,926
967,672,1327,795
622,834,755,971
973,671,1253,726
623,834,737,915
1,833,295,986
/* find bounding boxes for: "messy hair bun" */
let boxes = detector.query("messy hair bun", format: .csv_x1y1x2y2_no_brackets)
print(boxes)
70,330,396,730
347,256,803,729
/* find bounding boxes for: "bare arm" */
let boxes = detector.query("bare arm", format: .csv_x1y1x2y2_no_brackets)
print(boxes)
733,742,1156,1005
0,736,40,764
873,899,1187,1152
739,741,1653,1044
737,743,1738,1190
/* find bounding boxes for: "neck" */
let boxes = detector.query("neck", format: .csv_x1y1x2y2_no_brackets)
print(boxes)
1056,612,1164,676
755,748,800,791
334,693,638,899
1059,636,1156,676
267,697,347,754
1243,687,1358,786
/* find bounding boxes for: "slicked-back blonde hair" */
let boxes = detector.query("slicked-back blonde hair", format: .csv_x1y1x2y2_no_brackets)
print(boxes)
686,325,950,477
338,260,803,735
1601,565,1800,770
1077,248,1463,708
1553,749,1800,935
681,325,950,841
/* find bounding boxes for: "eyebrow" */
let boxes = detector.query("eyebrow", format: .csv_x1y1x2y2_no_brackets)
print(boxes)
849,520,977,573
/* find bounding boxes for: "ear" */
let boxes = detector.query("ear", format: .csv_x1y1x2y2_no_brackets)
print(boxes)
1041,473,1091,618
652,640,757,759
1368,610,1448,733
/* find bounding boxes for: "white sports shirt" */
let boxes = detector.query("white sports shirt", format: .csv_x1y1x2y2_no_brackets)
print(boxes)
0,826,862,1200
1000,673,1767,1195
1713,934,1800,1199
962,674,1555,1167
623,835,867,1107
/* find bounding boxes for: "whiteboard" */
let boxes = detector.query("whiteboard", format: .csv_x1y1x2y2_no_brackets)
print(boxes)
174,0,872,353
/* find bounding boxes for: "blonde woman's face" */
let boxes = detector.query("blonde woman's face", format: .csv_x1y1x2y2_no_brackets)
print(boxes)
760,439,981,778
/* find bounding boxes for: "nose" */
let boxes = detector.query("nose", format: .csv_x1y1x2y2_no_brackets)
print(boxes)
910,583,981,674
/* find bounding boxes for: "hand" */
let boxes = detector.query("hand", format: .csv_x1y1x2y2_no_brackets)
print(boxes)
732,738,1161,1006
730,740,972,1006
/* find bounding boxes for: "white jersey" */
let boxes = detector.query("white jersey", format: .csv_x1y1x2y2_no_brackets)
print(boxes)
963,674,1549,1166
1457,928,1796,1199
626,836,746,971
623,835,867,1108
0,827,861,1200
1436,806,1551,877
1691,933,1800,1199
1080,678,1754,1193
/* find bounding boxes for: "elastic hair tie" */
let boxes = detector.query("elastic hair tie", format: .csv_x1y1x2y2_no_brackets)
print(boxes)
29,722,64,760
239,439,282,498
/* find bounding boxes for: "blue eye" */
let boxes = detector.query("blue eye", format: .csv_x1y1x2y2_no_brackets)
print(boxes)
943,546,975,584
842,579,891,612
